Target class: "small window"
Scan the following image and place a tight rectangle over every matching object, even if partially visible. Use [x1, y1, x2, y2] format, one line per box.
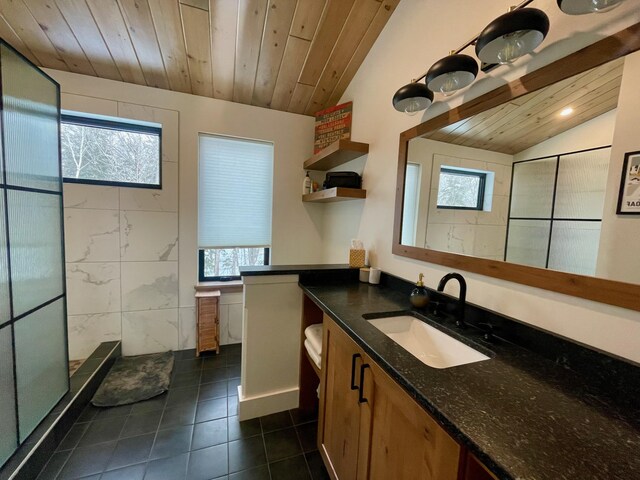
[437, 167, 486, 210]
[199, 247, 270, 281]
[198, 134, 274, 282]
[61, 114, 161, 188]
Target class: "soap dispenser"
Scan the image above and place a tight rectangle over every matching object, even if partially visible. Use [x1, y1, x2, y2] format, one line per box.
[410, 273, 429, 308]
[303, 172, 312, 195]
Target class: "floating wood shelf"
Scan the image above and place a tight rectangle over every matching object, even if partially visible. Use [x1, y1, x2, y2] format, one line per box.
[303, 187, 366, 203]
[304, 139, 369, 171]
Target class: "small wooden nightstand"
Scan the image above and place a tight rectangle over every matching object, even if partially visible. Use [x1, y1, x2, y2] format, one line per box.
[195, 290, 220, 356]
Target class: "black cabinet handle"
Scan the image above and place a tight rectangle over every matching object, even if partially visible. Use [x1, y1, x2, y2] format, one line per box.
[358, 364, 370, 403]
[350, 353, 361, 390]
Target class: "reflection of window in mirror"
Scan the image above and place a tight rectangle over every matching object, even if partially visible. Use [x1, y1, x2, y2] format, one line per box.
[436, 167, 493, 211]
[401, 162, 421, 246]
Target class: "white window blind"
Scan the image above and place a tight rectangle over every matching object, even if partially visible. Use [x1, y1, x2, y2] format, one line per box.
[198, 134, 273, 248]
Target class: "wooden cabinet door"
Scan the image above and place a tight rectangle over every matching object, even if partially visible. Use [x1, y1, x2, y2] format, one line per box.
[319, 316, 366, 480]
[462, 453, 499, 480]
[196, 291, 220, 355]
[364, 360, 461, 480]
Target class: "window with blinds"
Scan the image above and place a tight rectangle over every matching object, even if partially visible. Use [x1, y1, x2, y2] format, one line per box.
[198, 133, 273, 281]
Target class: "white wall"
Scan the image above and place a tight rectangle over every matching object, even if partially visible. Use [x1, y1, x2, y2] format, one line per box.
[324, 0, 640, 362]
[514, 109, 617, 161]
[49, 70, 321, 359]
[597, 50, 640, 283]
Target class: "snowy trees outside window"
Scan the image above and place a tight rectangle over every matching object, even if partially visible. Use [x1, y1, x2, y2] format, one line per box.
[202, 247, 267, 278]
[437, 168, 486, 210]
[61, 116, 160, 186]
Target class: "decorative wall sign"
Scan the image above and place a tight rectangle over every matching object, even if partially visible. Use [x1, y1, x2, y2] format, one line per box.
[617, 150, 640, 214]
[314, 101, 352, 153]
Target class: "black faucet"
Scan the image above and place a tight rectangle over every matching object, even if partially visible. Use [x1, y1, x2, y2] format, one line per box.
[437, 273, 467, 328]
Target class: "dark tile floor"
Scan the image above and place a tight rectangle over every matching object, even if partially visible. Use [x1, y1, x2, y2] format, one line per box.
[37, 345, 329, 480]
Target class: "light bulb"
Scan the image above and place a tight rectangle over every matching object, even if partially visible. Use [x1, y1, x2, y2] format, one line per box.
[439, 73, 462, 97]
[403, 99, 423, 116]
[401, 97, 430, 116]
[591, 0, 624, 12]
[496, 31, 527, 65]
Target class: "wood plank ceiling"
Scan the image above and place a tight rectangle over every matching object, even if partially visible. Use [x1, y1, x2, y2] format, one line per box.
[423, 57, 625, 155]
[0, 0, 400, 116]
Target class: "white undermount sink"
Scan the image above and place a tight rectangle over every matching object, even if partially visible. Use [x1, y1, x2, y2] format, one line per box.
[367, 316, 489, 369]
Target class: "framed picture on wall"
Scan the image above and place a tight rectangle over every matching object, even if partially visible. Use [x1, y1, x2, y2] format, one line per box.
[617, 150, 640, 215]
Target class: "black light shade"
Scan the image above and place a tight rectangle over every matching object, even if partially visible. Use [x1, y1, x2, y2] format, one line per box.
[392, 83, 434, 115]
[426, 54, 478, 96]
[557, 0, 625, 14]
[475, 8, 550, 65]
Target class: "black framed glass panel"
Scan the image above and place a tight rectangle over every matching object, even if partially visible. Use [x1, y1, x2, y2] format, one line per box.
[2, 45, 60, 192]
[14, 299, 67, 441]
[6, 190, 64, 316]
[0, 40, 68, 466]
[0, 325, 17, 466]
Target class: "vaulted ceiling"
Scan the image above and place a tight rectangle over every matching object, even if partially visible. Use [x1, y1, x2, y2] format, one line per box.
[423, 57, 624, 155]
[0, 0, 400, 115]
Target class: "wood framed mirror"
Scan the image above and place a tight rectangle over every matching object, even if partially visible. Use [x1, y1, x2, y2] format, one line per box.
[393, 23, 640, 312]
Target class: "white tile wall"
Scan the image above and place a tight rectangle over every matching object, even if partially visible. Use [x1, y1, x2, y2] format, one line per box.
[66, 263, 121, 315]
[67, 313, 121, 359]
[64, 209, 120, 262]
[120, 210, 178, 261]
[63, 184, 119, 210]
[425, 154, 513, 260]
[120, 262, 179, 311]
[122, 309, 179, 356]
[63, 99, 243, 359]
[119, 162, 178, 212]
[63, 101, 183, 359]
[219, 293, 243, 345]
[178, 306, 196, 350]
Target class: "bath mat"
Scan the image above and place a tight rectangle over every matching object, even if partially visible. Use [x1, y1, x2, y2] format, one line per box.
[92, 351, 174, 407]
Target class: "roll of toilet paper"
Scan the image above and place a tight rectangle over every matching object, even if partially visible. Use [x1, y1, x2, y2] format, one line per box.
[359, 267, 370, 282]
[369, 267, 381, 284]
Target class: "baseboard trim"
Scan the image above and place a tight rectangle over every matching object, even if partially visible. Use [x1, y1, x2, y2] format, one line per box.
[237, 385, 299, 421]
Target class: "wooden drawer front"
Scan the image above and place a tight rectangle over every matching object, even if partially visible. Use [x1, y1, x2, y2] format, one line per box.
[199, 325, 218, 351]
[197, 295, 219, 354]
[366, 360, 460, 480]
[198, 298, 218, 327]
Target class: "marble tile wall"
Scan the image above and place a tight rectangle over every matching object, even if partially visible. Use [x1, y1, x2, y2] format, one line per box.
[219, 293, 243, 345]
[64, 101, 181, 359]
[63, 97, 243, 359]
[425, 155, 512, 261]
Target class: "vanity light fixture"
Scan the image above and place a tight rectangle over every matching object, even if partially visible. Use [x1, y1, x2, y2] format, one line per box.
[392, 1, 551, 115]
[475, 7, 550, 65]
[392, 82, 434, 115]
[426, 52, 479, 97]
[557, 0, 626, 14]
[560, 107, 574, 116]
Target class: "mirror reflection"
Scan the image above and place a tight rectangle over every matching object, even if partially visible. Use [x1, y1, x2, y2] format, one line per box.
[401, 56, 636, 283]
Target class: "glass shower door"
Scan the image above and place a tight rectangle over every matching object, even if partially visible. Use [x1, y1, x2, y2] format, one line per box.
[0, 41, 68, 465]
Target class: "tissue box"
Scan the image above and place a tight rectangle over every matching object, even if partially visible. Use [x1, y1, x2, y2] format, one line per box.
[349, 249, 366, 268]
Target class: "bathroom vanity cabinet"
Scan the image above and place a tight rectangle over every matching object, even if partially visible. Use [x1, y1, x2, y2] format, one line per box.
[319, 315, 463, 480]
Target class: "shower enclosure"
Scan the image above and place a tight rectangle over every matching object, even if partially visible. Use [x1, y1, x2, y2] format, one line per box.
[505, 146, 611, 276]
[0, 41, 68, 467]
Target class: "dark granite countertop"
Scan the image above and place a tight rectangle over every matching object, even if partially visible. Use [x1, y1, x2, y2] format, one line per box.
[240, 264, 352, 276]
[300, 281, 640, 480]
